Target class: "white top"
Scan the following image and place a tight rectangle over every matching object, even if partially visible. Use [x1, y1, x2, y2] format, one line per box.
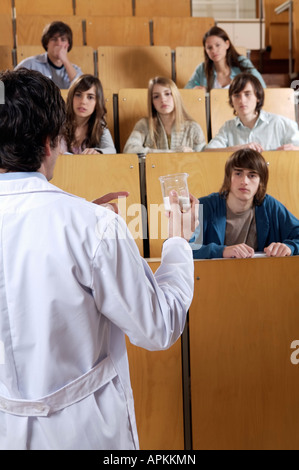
[206, 110, 299, 150]
[0, 172, 194, 450]
[60, 129, 116, 155]
[213, 77, 230, 89]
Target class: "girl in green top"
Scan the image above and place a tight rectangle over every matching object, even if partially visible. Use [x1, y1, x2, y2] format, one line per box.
[185, 26, 266, 92]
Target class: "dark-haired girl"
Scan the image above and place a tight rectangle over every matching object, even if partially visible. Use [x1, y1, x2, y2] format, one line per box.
[185, 26, 266, 91]
[60, 74, 116, 154]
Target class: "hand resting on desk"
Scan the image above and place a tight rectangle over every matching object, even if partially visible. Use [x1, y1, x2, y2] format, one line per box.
[223, 242, 292, 258]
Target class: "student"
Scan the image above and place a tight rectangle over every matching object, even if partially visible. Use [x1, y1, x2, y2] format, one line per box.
[185, 26, 266, 91]
[60, 74, 116, 155]
[123, 76, 206, 154]
[15, 21, 82, 89]
[205, 72, 299, 151]
[190, 149, 299, 259]
[0, 68, 198, 450]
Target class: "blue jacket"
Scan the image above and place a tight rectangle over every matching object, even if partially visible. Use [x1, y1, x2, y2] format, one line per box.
[190, 193, 299, 259]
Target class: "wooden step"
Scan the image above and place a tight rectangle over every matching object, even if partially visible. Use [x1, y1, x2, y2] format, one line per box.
[249, 50, 291, 87]
[262, 73, 290, 88]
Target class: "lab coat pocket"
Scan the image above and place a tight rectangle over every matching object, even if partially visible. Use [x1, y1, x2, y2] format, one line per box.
[91, 375, 137, 449]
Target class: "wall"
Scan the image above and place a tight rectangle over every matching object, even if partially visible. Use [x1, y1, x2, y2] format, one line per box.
[192, 0, 256, 19]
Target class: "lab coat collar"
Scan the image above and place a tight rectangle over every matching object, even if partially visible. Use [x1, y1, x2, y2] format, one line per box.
[0, 172, 46, 181]
[0, 172, 76, 198]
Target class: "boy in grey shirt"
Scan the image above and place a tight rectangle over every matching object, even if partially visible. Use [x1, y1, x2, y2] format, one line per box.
[15, 21, 82, 89]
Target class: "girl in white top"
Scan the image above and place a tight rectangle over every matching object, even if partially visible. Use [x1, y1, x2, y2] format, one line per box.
[123, 76, 206, 154]
[60, 74, 116, 155]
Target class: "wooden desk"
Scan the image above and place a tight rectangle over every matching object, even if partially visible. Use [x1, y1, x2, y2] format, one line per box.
[189, 256, 299, 450]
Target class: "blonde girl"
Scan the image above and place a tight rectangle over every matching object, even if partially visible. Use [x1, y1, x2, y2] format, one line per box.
[123, 76, 206, 154]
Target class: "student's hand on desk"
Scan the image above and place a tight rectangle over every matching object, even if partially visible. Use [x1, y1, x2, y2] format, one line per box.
[264, 242, 291, 257]
[181, 146, 193, 153]
[193, 85, 206, 91]
[223, 244, 254, 258]
[82, 148, 101, 154]
[167, 191, 199, 240]
[277, 144, 299, 151]
[92, 191, 129, 214]
[244, 142, 264, 153]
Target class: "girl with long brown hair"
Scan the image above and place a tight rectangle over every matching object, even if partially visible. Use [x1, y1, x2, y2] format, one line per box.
[61, 74, 116, 154]
[185, 26, 266, 92]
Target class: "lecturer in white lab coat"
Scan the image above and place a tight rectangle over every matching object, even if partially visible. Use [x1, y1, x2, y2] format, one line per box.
[0, 69, 199, 450]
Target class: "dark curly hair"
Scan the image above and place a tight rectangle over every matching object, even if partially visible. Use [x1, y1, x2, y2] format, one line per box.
[0, 68, 66, 172]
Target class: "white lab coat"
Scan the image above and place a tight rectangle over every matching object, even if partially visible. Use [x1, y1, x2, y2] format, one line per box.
[0, 173, 194, 450]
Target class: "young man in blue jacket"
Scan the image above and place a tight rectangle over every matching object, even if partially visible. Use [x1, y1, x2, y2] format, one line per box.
[190, 148, 299, 259]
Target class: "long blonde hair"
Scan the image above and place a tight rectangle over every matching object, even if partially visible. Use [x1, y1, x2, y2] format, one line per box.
[147, 77, 194, 148]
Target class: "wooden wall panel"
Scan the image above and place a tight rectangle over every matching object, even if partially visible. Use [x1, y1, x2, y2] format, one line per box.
[14, 0, 74, 15]
[0, 0, 12, 15]
[135, 0, 191, 17]
[264, 0, 290, 59]
[75, 0, 133, 16]
[0, 15, 14, 46]
[16, 15, 84, 46]
[152, 17, 214, 49]
[0, 45, 13, 69]
[97, 46, 172, 94]
[85, 17, 151, 48]
[51, 154, 143, 256]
